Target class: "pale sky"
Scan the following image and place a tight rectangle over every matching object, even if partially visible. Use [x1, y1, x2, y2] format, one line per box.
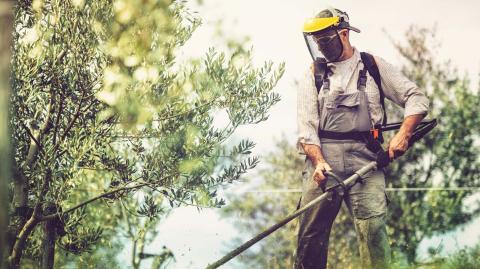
[122, 1, 480, 268]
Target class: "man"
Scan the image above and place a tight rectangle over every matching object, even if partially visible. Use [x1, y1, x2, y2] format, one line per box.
[294, 8, 430, 269]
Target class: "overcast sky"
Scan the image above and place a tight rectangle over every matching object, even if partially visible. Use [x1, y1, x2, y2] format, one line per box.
[127, 1, 480, 268]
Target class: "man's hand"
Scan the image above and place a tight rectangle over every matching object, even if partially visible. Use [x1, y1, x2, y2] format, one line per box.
[388, 131, 410, 160]
[300, 143, 332, 185]
[312, 162, 332, 185]
[388, 114, 425, 160]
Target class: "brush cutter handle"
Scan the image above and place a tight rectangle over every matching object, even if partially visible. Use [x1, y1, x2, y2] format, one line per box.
[374, 119, 437, 168]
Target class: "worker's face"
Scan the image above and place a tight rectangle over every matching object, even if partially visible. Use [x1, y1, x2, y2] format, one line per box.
[312, 29, 348, 62]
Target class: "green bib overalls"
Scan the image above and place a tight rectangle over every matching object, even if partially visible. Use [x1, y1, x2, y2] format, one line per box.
[294, 63, 392, 269]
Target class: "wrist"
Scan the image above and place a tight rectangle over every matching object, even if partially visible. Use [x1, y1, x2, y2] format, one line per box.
[398, 128, 412, 140]
[313, 158, 326, 167]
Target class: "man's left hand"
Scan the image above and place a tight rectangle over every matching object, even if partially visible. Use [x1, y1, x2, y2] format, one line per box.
[388, 131, 410, 160]
[387, 114, 426, 161]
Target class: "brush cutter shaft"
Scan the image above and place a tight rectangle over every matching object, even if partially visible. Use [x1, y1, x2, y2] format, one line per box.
[205, 161, 377, 269]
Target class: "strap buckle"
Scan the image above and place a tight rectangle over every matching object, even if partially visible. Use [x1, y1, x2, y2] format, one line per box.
[358, 68, 368, 88]
[370, 128, 379, 140]
[369, 125, 385, 144]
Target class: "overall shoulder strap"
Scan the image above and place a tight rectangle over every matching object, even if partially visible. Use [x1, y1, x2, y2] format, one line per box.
[360, 52, 387, 126]
[312, 59, 328, 94]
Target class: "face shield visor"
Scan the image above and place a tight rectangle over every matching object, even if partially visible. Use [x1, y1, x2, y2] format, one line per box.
[303, 28, 346, 63]
[302, 15, 360, 63]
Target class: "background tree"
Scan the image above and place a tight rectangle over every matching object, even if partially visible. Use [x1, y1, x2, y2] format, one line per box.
[1, 1, 15, 268]
[220, 26, 480, 268]
[384, 25, 480, 264]
[7, 0, 284, 268]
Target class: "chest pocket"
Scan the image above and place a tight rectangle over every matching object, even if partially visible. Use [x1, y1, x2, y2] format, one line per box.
[317, 86, 362, 115]
[318, 90, 371, 132]
[316, 68, 384, 126]
[326, 92, 360, 109]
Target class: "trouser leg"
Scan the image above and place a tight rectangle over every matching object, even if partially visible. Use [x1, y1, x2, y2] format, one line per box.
[353, 213, 391, 269]
[343, 164, 392, 269]
[293, 143, 346, 269]
[293, 189, 343, 269]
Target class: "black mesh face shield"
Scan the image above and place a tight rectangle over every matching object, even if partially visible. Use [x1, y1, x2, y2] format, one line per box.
[302, 9, 360, 62]
[303, 28, 345, 63]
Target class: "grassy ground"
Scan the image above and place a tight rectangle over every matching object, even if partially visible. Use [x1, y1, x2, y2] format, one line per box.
[388, 244, 480, 269]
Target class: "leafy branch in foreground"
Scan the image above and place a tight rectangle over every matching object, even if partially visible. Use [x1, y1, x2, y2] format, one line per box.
[7, 0, 284, 268]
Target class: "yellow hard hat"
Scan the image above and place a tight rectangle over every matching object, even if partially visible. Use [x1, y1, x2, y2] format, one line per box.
[302, 8, 360, 34]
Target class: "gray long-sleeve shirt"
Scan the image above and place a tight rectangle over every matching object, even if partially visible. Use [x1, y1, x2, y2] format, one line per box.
[296, 47, 430, 154]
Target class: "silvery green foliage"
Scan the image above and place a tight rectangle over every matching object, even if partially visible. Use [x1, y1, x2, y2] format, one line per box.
[383, 26, 480, 264]
[8, 0, 284, 266]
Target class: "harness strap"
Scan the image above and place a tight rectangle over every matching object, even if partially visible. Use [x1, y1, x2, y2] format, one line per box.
[319, 119, 437, 145]
[313, 60, 328, 92]
[318, 130, 371, 141]
[357, 67, 368, 89]
[360, 52, 388, 127]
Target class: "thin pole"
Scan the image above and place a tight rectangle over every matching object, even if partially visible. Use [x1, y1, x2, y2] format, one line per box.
[205, 162, 377, 269]
[240, 187, 480, 193]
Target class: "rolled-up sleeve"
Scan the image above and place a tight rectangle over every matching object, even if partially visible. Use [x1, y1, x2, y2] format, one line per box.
[374, 55, 430, 118]
[296, 67, 321, 154]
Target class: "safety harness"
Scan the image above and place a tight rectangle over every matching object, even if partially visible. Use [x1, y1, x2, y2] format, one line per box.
[313, 52, 388, 139]
[312, 52, 437, 168]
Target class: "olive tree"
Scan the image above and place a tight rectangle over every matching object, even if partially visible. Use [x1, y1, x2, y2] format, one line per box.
[7, 0, 284, 268]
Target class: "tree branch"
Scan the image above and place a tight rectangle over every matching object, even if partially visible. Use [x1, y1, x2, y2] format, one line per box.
[57, 87, 86, 145]
[20, 121, 43, 154]
[113, 96, 220, 125]
[52, 93, 65, 145]
[24, 91, 55, 167]
[7, 203, 42, 269]
[39, 180, 160, 222]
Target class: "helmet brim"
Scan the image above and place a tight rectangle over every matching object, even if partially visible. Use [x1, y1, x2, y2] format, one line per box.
[345, 25, 361, 33]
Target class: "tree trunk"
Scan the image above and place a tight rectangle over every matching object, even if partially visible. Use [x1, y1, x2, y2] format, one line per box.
[0, 1, 15, 268]
[40, 219, 56, 269]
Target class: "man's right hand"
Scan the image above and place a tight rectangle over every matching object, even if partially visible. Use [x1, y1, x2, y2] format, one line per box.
[300, 143, 332, 185]
[312, 161, 332, 185]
